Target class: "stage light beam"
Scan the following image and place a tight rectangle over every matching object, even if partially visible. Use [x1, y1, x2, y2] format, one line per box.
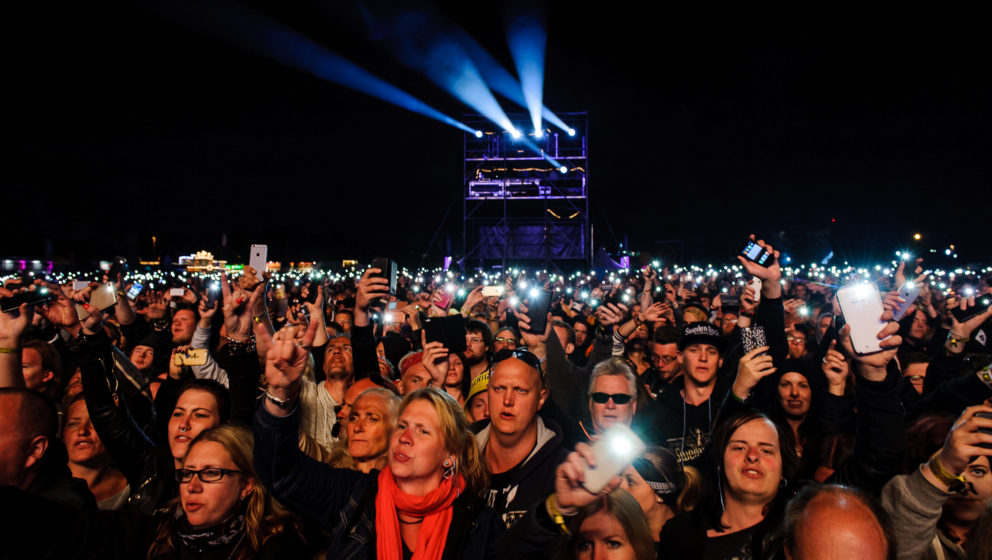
[506, 10, 547, 139]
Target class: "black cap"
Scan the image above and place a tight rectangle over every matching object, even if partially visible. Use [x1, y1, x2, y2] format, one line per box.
[678, 322, 727, 352]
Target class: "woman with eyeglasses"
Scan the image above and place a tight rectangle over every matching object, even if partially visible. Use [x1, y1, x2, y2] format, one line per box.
[256, 337, 538, 559]
[0, 424, 307, 558]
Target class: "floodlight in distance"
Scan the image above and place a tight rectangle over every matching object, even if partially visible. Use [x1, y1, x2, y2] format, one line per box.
[510, 129, 522, 139]
[475, 130, 483, 138]
[534, 129, 543, 138]
[559, 166, 567, 173]
[567, 128, 576, 136]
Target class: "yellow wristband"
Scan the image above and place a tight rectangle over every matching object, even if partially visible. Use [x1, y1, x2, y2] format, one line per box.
[0, 347, 17, 354]
[545, 495, 571, 536]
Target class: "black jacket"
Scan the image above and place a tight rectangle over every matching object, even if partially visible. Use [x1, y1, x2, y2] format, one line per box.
[254, 404, 519, 560]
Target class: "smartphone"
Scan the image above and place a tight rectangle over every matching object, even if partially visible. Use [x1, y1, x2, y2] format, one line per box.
[126, 282, 143, 300]
[383, 310, 406, 324]
[582, 424, 645, 494]
[76, 283, 119, 320]
[891, 281, 921, 321]
[749, 277, 762, 303]
[836, 283, 887, 355]
[205, 282, 221, 308]
[303, 281, 320, 304]
[740, 326, 768, 355]
[370, 258, 398, 296]
[72, 280, 90, 292]
[975, 410, 992, 450]
[424, 315, 468, 353]
[169, 288, 185, 298]
[249, 244, 268, 274]
[108, 256, 127, 282]
[525, 288, 553, 333]
[173, 348, 209, 366]
[721, 294, 741, 308]
[0, 287, 53, 313]
[951, 291, 992, 323]
[482, 286, 504, 298]
[433, 288, 455, 311]
[737, 239, 773, 267]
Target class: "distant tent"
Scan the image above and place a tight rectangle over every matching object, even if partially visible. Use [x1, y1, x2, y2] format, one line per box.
[593, 248, 622, 270]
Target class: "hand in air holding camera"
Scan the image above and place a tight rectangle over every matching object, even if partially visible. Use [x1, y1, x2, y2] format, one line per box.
[737, 234, 782, 300]
[420, 333, 449, 388]
[925, 405, 992, 487]
[168, 345, 191, 381]
[461, 286, 485, 316]
[552, 442, 624, 517]
[732, 346, 776, 401]
[516, 304, 551, 358]
[894, 258, 925, 289]
[945, 295, 992, 354]
[220, 271, 263, 343]
[836, 310, 901, 382]
[0, 286, 35, 347]
[198, 295, 218, 329]
[740, 284, 759, 315]
[821, 340, 850, 396]
[356, 269, 390, 313]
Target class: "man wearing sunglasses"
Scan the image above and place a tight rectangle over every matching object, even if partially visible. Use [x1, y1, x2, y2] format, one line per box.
[587, 358, 638, 434]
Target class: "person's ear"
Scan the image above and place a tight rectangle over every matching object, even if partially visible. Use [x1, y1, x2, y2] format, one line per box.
[677, 352, 684, 367]
[23, 436, 49, 471]
[240, 478, 256, 501]
[718, 357, 724, 369]
[565, 342, 575, 355]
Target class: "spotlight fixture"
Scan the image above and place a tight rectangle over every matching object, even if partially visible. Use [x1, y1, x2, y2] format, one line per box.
[474, 130, 483, 138]
[567, 128, 576, 136]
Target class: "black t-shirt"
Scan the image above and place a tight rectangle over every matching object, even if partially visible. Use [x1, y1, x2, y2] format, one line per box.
[705, 524, 758, 560]
[665, 398, 715, 466]
[485, 460, 526, 515]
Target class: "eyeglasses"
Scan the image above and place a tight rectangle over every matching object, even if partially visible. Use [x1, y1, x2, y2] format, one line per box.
[649, 354, 678, 364]
[175, 468, 244, 483]
[590, 392, 633, 405]
[494, 336, 517, 346]
[492, 348, 543, 375]
[786, 337, 806, 346]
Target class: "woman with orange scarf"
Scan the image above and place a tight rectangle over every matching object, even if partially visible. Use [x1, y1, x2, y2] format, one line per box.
[255, 337, 521, 559]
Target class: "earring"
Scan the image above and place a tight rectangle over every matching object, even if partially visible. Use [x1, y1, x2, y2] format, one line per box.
[780, 478, 787, 489]
[443, 458, 455, 479]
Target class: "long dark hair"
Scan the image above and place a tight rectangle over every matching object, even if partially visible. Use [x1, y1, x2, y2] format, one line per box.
[703, 408, 801, 533]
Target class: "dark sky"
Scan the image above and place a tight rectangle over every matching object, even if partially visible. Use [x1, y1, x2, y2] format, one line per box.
[3, 1, 988, 267]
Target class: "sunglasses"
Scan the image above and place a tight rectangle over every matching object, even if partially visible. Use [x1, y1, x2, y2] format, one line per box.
[492, 348, 543, 375]
[590, 392, 633, 405]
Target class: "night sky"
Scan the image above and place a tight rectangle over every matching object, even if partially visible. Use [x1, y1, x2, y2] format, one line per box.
[4, 1, 988, 268]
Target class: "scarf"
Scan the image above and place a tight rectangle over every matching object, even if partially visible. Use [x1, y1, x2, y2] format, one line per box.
[375, 466, 465, 560]
[175, 508, 247, 554]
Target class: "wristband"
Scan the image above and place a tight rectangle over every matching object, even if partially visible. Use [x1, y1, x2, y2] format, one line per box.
[0, 347, 17, 354]
[545, 495, 572, 535]
[264, 391, 298, 410]
[927, 452, 967, 493]
[739, 310, 754, 318]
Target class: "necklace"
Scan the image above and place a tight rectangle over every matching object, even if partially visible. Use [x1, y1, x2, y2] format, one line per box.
[398, 517, 423, 525]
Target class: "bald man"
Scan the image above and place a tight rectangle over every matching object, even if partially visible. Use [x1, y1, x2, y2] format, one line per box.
[783, 484, 893, 560]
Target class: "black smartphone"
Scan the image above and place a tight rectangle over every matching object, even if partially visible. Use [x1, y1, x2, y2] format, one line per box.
[1, 287, 53, 313]
[737, 239, 773, 267]
[951, 291, 992, 323]
[371, 258, 397, 295]
[205, 282, 222, 308]
[303, 280, 320, 304]
[525, 288, 553, 334]
[424, 315, 468, 353]
[975, 410, 992, 450]
[108, 256, 127, 282]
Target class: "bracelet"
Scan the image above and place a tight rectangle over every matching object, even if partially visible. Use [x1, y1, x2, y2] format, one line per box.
[0, 347, 17, 354]
[225, 334, 257, 353]
[545, 495, 571, 535]
[264, 391, 298, 410]
[739, 310, 754, 318]
[927, 452, 967, 493]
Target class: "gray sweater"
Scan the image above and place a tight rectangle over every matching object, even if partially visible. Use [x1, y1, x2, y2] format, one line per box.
[881, 468, 965, 560]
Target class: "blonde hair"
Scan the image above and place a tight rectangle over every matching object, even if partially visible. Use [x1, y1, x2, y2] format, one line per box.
[399, 388, 488, 496]
[148, 424, 303, 559]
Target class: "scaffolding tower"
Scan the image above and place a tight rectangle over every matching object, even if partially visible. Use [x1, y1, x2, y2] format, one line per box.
[462, 112, 589, 270]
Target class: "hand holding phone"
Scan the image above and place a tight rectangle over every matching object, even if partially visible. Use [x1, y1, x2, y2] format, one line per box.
[836, 283, 887, 355]
[581, 424, 645, 494]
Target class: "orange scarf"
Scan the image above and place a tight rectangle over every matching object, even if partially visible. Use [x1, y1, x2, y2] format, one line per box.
[375, 466, 465, 560]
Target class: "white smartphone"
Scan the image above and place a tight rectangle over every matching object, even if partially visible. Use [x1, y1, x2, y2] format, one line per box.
[836, 282, 887, 354]
[748, 277, 762, 303]
[482, 286, 504, 297]
[582, 424, 645, 494]
[891, 281, 921, 321]
[72, 280, 89, 291]
[249, 244, 268, 274]
[169, 288, 185, 298]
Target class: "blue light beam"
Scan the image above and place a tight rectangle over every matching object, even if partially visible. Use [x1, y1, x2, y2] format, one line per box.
[505, 11, 547, 137]
[147, 0, 475, 134]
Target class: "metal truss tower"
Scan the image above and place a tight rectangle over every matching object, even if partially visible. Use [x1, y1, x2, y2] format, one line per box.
[462, 112, 589, 270]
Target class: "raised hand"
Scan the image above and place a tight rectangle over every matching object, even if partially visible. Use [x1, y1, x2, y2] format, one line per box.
[264, 337, 309, 403]
[736, 234, 782, 299]
[820, 340, 850, 396]
[552, 441, 623, 516]
[596, 303, 629, 329]
[732, 346, 776, 400]
[420, 334, 450, 388]
[836, 311, 901, 381]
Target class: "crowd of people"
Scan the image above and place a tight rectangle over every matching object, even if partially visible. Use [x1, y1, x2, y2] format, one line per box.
[1, 234, 991, 559]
